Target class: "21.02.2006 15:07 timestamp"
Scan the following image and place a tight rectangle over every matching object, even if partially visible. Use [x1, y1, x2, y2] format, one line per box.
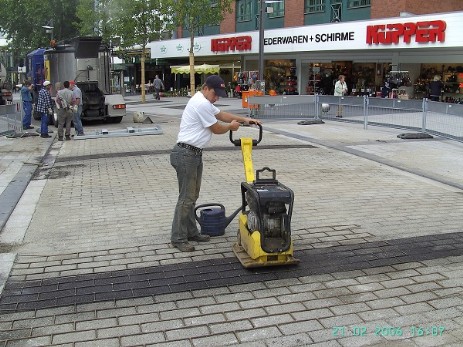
[332, 325, 446, 338]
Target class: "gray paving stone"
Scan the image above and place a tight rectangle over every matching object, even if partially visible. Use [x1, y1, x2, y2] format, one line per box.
[358, 308, 401, 321]
[141, 319, 184, 333]
[183, 313, 225, 327]
[75, 338, 120, 347]
[32, 322, 74, 335]
[200, 302, 241, 315]
[265, 332, 314, 346]
[97, 307, 137, 319]
[120, 332, 165, 346]
[225, 307, 267, 321]
[165, 325, 210, 340]
[3, 336, 52, 347]
[330, 302, 370, 316]
[160, 307, 202, 321]
[235, 326, 282, 342]
[320, 313, 364, 329]
[97, 324, 141, 339]
[52, 330, 97, 344]
[365, 297, 407, 310]
[191, 332, 239, 346]
[209, 320, 253, 335]
[214, 292, 254, 304]
[338, 292, 379, 304]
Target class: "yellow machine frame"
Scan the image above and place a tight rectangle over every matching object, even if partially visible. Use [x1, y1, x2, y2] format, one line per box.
[232, 132, 299, 268]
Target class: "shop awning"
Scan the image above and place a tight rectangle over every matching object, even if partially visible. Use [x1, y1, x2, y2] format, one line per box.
[170, 64, 220, 75]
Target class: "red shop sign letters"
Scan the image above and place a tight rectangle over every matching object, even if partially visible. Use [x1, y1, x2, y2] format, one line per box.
[211, 36, 252, 53]
[366, 20, 446, 45]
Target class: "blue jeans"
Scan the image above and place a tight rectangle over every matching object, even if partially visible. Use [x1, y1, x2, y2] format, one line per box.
[73, 105, 84, 135]
[170, 145, 203, 243]
[22, 101, 32, 127]
[40, 112, 49, 135]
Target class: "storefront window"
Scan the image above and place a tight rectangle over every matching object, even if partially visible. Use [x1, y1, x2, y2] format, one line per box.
[266, 60, 297, 95]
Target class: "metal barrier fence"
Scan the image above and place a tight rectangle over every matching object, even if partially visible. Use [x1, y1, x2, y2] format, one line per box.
[248, 95, 463, 142]
[0, 103, 23, 136]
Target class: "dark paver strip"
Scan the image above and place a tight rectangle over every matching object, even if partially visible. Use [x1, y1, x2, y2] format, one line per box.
[53, 144, 317, 163]
[0, 232, 462, 312]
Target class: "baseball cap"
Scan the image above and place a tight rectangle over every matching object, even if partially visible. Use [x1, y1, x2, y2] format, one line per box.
[69, 80, 75, 85]
[205, 75, 227, 97]
[43, 80, 51, 87]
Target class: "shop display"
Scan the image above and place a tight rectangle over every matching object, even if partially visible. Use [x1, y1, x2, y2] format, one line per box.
[417, 64, 463, 102]
[265, 60, 298, 95]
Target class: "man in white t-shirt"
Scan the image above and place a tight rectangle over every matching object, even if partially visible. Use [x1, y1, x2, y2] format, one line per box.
[170, 75, 261, 252]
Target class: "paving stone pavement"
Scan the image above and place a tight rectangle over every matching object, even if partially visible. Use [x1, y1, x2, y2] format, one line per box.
[0, 95, 462, 346]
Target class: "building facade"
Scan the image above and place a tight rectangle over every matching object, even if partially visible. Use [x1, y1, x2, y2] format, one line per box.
[151, 0, 463, 100]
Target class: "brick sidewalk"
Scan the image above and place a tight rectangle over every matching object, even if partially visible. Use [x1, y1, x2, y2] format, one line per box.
[0, 98, 462, 346]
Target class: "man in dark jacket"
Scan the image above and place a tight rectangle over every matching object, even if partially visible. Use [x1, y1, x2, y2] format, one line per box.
[429, 75, 444, 102]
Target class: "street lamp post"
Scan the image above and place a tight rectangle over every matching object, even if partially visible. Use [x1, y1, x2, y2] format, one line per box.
[258, 1, 282, 87]
[42, 20, 54, 46]
[258, 0, 265, 82]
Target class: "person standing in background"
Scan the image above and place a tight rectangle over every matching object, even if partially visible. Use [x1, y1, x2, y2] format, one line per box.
[36, 81, 54, 138]
[334, 74, 348, 118]
[55, 81, 74, 141]
[70, 81, 84, 136]
[21, 80, 34, 129]
[153, 75, 164, 100]
[428, 75, 444, 102]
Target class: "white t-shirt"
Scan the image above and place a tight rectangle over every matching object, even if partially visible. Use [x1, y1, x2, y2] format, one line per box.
[177, 91, 219, 148]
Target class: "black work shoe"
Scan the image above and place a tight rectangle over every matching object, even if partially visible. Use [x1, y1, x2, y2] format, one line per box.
[188, 234, 211, 242]
[65, 136, 71, 140]
[23, 125, 34, 130]
[172, 242, 195, 252]
[336, 115, 343, 118]
[41, 134, 52, 138]
[58, 137, 64, 141]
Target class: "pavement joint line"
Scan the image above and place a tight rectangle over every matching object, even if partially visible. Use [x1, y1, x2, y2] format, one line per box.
[265, 126, 463, 192]
[52, 144, 318, 164]
[0, 231, 462, 312]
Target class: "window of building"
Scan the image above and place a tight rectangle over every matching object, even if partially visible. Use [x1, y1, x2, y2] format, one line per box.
[305, 0, 325, 14]
[347, 0, 371, 8]
[267, 1, 285, 18]
[236, 0, 253, 22]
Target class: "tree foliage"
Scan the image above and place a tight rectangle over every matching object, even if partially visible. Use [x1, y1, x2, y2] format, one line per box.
[0, 0, 80, 59]
[165, 0, 233, 94]
[108, 0, 166, 102]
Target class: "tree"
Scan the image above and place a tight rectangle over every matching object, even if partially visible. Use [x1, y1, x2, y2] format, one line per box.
[110, 0, 166, 103]
[0, 0, 80, 61]
[76, 0, 113, 44]
[165, 0, 233, 95]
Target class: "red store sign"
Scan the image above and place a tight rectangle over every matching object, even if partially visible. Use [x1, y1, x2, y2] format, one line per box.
[366, 20, 446, 45]
[211, 36, 252, 53]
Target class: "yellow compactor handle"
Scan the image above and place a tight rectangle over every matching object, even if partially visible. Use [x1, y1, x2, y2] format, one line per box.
[241, 138, 255, 183]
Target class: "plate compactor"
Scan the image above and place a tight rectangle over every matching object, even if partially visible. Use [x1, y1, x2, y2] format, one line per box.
[230, 124, 299, 268]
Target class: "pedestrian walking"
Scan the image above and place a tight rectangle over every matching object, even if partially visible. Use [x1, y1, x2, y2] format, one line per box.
[170, 75, 261, 252]
[153, 75, 164, 100]
[36, 81, 54, 138]
[69, 80, 84, 136]
[55, 81, 74, 141]
[20, 80, 34, 129]
[334, 74, 348, 117]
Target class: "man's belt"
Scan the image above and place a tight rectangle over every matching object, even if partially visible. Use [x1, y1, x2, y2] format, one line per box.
[177, 142, 203, 154]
